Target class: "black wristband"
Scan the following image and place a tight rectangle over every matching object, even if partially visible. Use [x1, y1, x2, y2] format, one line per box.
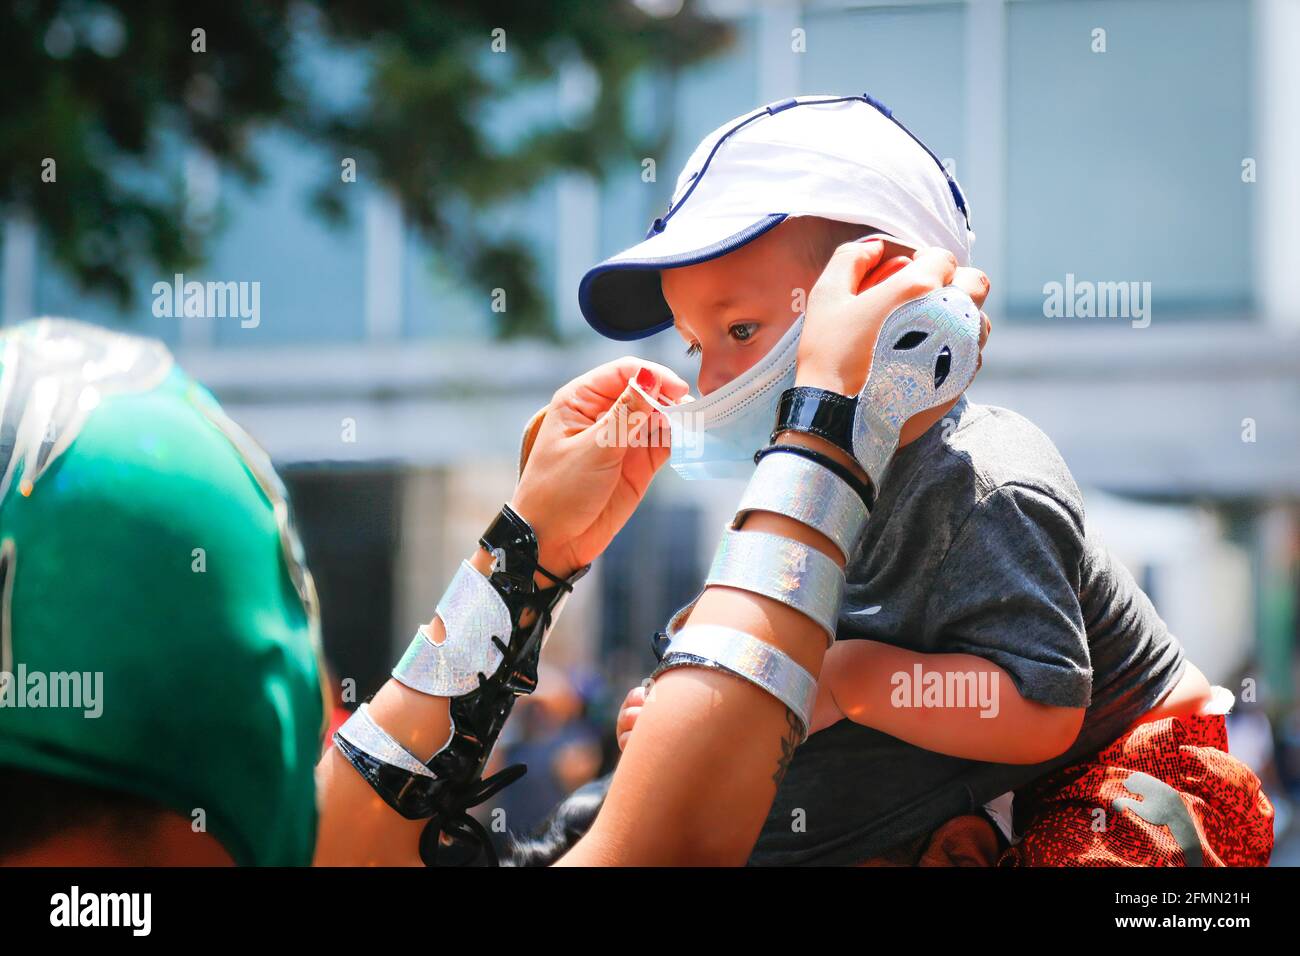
[771, 386, 857, 458]
[753, 442, 875, 512]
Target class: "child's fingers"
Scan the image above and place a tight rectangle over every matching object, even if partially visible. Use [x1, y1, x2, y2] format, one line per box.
[616, 705, 642, 743]
[820, 239, 886, 295]
[858, 255, 913, 293]
[870, 246, 958, 304]
[952, 266, 990, 309]
[977, 311, 991, 372]
[615, 685, 647, 738]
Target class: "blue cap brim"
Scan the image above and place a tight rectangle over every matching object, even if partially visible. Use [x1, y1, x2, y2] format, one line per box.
[578, 214, 788, 341]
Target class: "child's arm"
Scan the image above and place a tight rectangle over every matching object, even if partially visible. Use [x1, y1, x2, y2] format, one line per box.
[818, 639, 1085, 764]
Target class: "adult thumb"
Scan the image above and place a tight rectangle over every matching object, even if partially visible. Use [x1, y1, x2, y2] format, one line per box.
[593, 367, 664, 452]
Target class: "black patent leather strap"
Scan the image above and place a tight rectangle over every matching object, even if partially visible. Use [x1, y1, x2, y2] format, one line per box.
[332, 731, 444, 820]
[335, 517, 588, 865]
[771, 386, 857, 458]
[479, 502, 571, 594]
[417, 563, 586, 866]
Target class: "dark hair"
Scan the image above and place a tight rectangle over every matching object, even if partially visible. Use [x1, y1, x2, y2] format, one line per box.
[502, 773, 613, 867]
[0, 765, 165, 860]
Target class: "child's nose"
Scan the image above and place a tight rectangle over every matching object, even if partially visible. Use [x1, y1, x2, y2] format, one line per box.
[696, 359, 730, 397]
[698, 347, 750, 396]
[698, 349, 761, 397]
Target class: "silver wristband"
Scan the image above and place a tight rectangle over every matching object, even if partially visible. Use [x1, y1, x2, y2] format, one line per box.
[392, 559, 512, 697]
[334, 702, 451, 776]
[706, 527, 845, 646]
[654, 624, 818, 742]
[734, 451, 869, 564]
[852, 287, 982, 488]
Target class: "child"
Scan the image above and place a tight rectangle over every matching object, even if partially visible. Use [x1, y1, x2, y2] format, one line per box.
[588, 95, 1273, 866]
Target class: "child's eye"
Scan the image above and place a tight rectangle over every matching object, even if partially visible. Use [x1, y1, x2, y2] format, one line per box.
[685, 341, 701, 358]
[729, 323, 759, 342]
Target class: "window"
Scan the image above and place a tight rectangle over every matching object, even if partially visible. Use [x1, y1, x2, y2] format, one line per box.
[1005, 0, 1252, 319]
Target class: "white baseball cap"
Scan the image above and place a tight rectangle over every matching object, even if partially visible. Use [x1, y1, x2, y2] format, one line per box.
[579, 93, 974, 340]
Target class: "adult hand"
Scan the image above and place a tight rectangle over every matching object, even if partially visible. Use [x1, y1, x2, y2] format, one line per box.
[510, 357, 690, 577]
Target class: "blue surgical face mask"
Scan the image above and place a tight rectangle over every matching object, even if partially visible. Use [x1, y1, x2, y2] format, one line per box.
[634, 315, 803, 480]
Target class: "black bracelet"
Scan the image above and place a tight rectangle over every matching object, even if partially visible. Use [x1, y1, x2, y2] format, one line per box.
[753, 442, 875, 512]
[771, 386, 857, 458]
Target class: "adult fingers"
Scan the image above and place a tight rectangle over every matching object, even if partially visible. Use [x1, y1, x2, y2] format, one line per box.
[563, 357, 690, 406]
[593, 374, 663, 450]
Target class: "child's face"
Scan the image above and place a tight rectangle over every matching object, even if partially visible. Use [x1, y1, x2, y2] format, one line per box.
[660, 225, 819, 396]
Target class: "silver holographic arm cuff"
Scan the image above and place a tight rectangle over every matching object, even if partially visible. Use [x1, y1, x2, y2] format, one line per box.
[653, 624, 818, 742]
[733, 451, 868, 564]
[334, 702, 451, 776]
[392, 559, 513, 697]
[852, 287, 982, 488]
[706, 527, 845, 646]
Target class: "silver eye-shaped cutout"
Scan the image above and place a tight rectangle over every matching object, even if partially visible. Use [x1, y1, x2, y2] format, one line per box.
[893, 330, 929, 350]
[933, 347, 952, 388]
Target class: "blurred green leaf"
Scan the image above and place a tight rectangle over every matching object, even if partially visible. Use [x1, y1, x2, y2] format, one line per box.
[0, 0, 728, 336]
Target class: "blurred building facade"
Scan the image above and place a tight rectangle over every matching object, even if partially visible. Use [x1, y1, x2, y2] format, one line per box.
[2, 0, 1298, 727]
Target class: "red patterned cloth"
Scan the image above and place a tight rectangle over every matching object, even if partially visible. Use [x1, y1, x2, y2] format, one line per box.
[1000, 712, 1273, 867]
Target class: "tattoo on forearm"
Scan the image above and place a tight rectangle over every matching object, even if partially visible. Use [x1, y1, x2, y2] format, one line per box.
[772, 707, 800, 790]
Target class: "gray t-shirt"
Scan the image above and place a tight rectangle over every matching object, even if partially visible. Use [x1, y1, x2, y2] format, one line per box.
[747, 398, 1186, 865]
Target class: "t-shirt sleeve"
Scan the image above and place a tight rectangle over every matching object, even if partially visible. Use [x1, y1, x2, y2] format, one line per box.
[923, 484, 1092, 709]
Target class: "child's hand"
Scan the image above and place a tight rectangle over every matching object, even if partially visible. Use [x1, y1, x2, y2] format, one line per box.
[613, 664, 853, 744]
[615, 682, 649, 751]
[797, 240, 990, 397]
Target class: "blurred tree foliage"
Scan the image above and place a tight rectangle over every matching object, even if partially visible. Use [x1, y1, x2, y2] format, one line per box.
[0, 1, 728, 337]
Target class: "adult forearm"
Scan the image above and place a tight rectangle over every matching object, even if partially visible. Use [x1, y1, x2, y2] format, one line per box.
[560, 442, 854, 866]
[314, 527, 587, 867]
[314, 549, 496, 866]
